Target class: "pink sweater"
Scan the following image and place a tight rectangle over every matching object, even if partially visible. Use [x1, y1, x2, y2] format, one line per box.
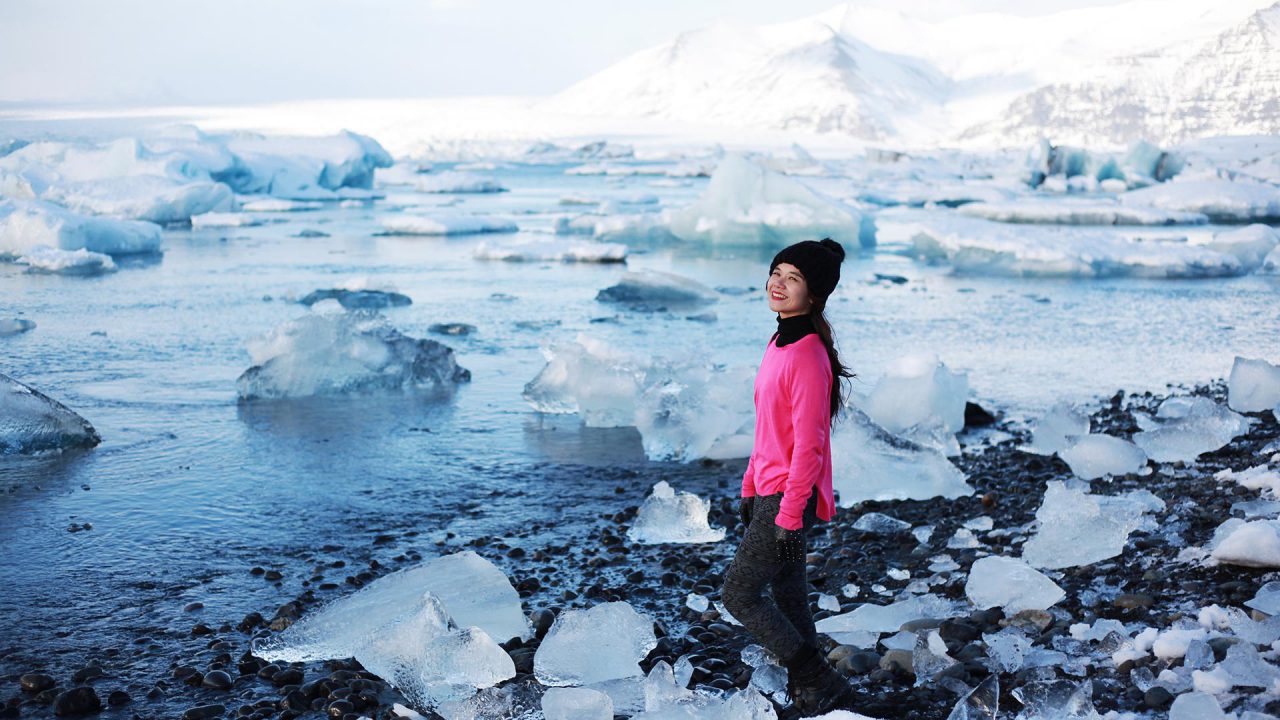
[741, 333, 836, 530]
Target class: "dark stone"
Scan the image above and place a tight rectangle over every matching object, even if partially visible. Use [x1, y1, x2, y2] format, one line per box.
[181, 704, 226, 720]
[280, 690, 309, 713]
[202, 670, 233, 691]
[52, 687, 101, 716]
[1114, 593, 1154, 610]
[327, 700, 354, 718]
[184, 602, 205, 612]
[272, 668, 304, 687]
[964, 402, 997, 427]
[532, 609, 556, 640]
[1144, 686, 1174, 709]
[106, 690, 130, 706]
[70, 666, 104, 683]
[20, 673, 56, 693]
[939, 619, 980, 644]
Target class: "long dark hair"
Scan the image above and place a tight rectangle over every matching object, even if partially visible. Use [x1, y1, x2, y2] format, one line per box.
[809, 296, 854, 423]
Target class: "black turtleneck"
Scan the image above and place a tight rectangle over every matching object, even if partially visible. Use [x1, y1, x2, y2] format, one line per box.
[772, 313, 816, 347]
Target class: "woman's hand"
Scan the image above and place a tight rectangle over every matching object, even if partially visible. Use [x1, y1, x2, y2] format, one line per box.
[739, 497, 754, 527]
[774, 524, 806, 564]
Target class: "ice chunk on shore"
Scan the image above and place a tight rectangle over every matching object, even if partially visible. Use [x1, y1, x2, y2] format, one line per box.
[984, 629, 1032, 673]
[1217, 463, 1280, 496]
[627, 481, 725, 545]
[474, 238, 626, 263]
[965, 556, 1064, 613]
[1169, 692, 1228, 720]
[685, 594, 709, 613]
[946, 674, 998, 720]
[0, 373, 102, 454]
[1022, 482, 1164, 569]
[416, 171, 506, 194]
[381, 214, 518, 236]
[237, 312, 471, 400]
[816, 594, 959, 637]
[1230, 356, 1280, 413]
[860, 354, 968, 445]
[534, 602, 657, 686]
[1247, 581, 1280, 616]
[16, 245, 116, 275]
[635, 362, 754, 462]
[831, 407, 973, 505]
[1210, 519, 1280, 568]
[0, 198, 162, 257]
[632, 661, 778, 720]
[1205, 224, 1280, 271]
[1121, 178, 1280, 222]
[958, 199, 1206, 226]
[913, 630, 958, 685]
[523, 337, 642, 427]
[1218, 642, 1280, 690]
[1132, 396, 1250, 463]
[853, 512, 912, 534]
[1011, 680, 1100, 720]
[1021, 403, 1090, 455]
[1059, 434, 1148, 480]
[1151, 627, 1208, 660]
[595, 270, 718, 311]
[668, 153, 867, 247]
[541, 687, 613, 720]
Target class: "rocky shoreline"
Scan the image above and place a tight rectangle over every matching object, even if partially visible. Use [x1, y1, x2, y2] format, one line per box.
[3, 381, 1278, 720]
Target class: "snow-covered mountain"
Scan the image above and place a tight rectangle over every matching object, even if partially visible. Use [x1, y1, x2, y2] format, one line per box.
[542, 1, 1280, 148]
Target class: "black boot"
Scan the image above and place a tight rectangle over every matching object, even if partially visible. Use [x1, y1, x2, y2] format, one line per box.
[785, 645, 855, 717]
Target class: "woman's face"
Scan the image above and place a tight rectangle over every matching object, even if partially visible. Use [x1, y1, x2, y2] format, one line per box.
[767, 262, 811, 318]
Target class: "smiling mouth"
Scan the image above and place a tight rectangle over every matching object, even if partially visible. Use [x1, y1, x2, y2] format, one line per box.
[770, 292, 786, 300]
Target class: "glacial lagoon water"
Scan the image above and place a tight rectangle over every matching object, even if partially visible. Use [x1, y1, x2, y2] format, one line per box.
[2, 160, 1278, 711]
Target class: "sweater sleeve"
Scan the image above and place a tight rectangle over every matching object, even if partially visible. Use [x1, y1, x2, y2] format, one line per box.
[775, 348, 832, 530]
[741, 454, 757, 497]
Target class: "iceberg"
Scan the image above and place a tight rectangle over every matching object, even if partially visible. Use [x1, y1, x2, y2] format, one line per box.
[523, 337, 643, 427]
[859, 354, 968, 447]
[1058, 434, 1148, 480]
[965, 556, 1064, 614]
[380, 214, 518, 236]
[830, 407, 973, 505]
[667, 153, 868, 248]
[236, 312, 471, 400]
[238, 197, 323, 212]
[218, 130, 392, 198]
[190, 211, 261, 228]
[0, 198, 162, 257]
[541, 687, 613, 720]
[416, 171, 506, 194]
[1209, 519, 1280, 568]
[16, 245, 116, 275]
[1120, 178, 1280, 222]
[626, 481, 726, 545]
[595, 270, 718, 311]
[474, 238, 626, 263]
[1021, 403, 1091, 456]
[1021, 482, 1165, 569]
[958, 199, 1206, 226]
[534, 602, 658, 687]
[1131, 396, 1250, 463]
[0, 372, 102, 455]
[43, 175, 235, 223]
[1229, 356, 1280, 413]
[879, 210, 1242, 279]
[1204, 224, 1279, 271]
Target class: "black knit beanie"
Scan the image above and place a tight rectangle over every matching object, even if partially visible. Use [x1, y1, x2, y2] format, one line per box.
[769, 238, 845, 300]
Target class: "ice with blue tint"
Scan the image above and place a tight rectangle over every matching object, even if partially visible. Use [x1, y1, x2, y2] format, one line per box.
[415, 171, 506, 194]
[534, 602, 657, 687]
[1011, 680, 1100, 720]
[473, 238, 627, 263]
[0, 372, 101, 455]
[190, 211, 261, 228]
[541, 687, 613, 720]
[830, 407, 973, 505]
[1169, 692, 1228, 720]
[946, 674, 999, 720]
[219, 130, 392, 199]
[852, 512, 912, 534]
[1209, 518, 1280, 568]
[1205, 224, 1280, 271]
[380, 214, 518, 235]
[858, 353, 968, 453]
[1132, 396, 1250, 463]
[958, 199, 1206, 226]
[524, 336, 643, 427]
[965, 556, 1064, 613]
[236, 312, 471, 400]
[0, 198, 162, 257]
[667, 153, 867, 248]
[984, 629, 1033, 673]
[1120, 178, 1280, 222]
[16, 246, 116, 275]
[913, 630, 959, 685]
[1059, 434, 1148, 480]
[595, 270, 719, 311]
[816, 594, 961, 638]
[1229, 356, 1280, 413]
[1022, 482, 1165, 569]
[627, 481, 726, 545]
[630, 660, 778, 720]
[1021, 403, 1091, 456]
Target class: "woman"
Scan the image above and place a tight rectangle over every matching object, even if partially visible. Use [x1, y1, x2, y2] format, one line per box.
[721, 238, 855, 717]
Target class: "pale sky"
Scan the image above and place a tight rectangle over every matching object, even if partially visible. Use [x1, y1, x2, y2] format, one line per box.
[0, 0, 1137, 106]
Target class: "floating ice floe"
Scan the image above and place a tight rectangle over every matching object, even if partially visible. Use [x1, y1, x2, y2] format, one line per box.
[380, 214, 518, 236]
[830, 407, 973, 505]
[0, 198, 162, 257]
[858, 353, 968, 454]
[416, 171, 506, 194]
[596, 270, 719, 311]
[1025, 139, 1183, 189]
[667, 153, 870, 248]
[541, 687, 613, 720]
[1132, 396, 1250, 463]
[1058, 434, 1148, 480]
[297, 288, 413, 310]
[1021, 481, 1165, 569]
[965, 556, 1065, 614]
[473, 238, 627, 263]
[815, 594, 960, 646]
[219, 130, 392, 199]
[236, 312, 471, 400]
[523, 336, 642, 427]
[957, 199, 1207, 225]
[1204, 224, 1280, 271]
[1020, 402, 1091, 455]
[879, 210, 1243, 278]
[16, 245, 116, 275]
[255, 551, 526, 708]
[1208, 518, 1280, 568]
[238, 197, 324, 212]
[0, 318, 36, 336]
[555, 212, 677, 243]
[1120, 178, 1280, 222]
[190, 211, 262, 228]
[1229, 356, 1280, 413]
[534, 602, 657, 687]
[0, 373, 102, 455]
[627, 481, 726, 545]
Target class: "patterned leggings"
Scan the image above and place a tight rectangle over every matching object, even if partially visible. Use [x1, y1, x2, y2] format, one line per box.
[720, 492, 819, 664]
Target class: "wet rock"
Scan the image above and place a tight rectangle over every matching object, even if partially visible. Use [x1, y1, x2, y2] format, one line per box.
[70, 666, 104, 683]
[1144, 686, 1174, 709]
[532, 608, 556, 640]
[201, 670, 233, 690]
[52, 687, 101, 716]
[880, 649, 913, 675]
[280, 690, 309, 713]
[106, 690, 130, 706]
[1114, 593, 1154, 610]
[272, 668, 304, 687]
[965, 402, 997, 427]
[181, 704, 225, 720]
[326, 699, 354, 718]
[184, 602, 204, 612]
[20, 673, 55, 693]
